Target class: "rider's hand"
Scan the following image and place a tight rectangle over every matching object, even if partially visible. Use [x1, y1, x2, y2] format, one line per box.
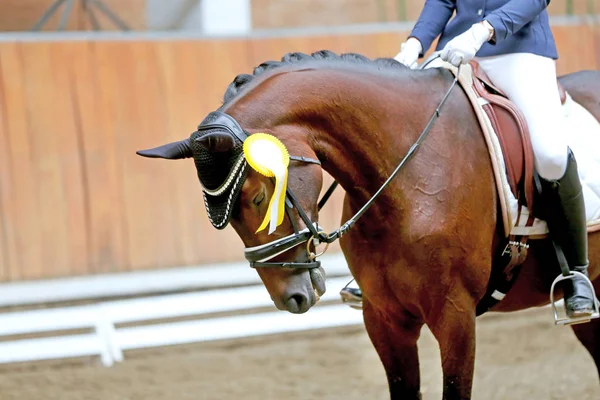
[394, 37, 422, 69]
[440, 22, 492, 67]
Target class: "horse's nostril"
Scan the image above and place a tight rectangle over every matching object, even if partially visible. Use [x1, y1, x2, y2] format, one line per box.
[286, 293, 308, 314]
[291, 293, 306, 307]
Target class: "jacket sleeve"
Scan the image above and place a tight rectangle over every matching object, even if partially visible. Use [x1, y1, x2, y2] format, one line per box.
[409, 0, 456, 56]
[485, 0, 551, 43]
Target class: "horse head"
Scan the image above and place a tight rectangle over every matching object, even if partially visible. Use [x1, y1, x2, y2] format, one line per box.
[137, 109, 327, 314]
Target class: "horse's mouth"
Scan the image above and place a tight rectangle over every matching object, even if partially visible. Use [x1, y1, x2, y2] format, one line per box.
[310, 266, 327, 301]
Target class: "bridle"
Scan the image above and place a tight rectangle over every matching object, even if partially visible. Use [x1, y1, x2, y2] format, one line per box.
[233, 61, 462, 270]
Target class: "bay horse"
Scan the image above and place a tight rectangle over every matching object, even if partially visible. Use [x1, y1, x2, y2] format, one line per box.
[137, 51, 600, 399]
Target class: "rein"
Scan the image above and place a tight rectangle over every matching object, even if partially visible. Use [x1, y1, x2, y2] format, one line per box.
[244, 61, 462, 269]
[317, 63, 463, 243]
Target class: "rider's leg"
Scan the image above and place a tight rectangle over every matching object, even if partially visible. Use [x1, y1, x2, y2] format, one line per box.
[476, 52, 596, 317]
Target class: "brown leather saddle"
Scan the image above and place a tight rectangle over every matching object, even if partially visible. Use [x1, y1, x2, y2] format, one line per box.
[468, 61, 577, 316]
[468, 60, 568, 213]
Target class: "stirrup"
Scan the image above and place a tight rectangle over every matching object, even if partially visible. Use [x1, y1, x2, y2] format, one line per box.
[340, 290, 362, 310]
[549, 271, 600, 326]
[339, 280, 362, 310]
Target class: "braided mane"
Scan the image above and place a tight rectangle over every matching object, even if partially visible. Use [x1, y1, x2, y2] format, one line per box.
[222, 50, 406, 105]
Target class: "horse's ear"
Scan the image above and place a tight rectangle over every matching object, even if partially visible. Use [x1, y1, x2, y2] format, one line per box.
[136, 139, 192, 160]
[195, 131, 236, 153]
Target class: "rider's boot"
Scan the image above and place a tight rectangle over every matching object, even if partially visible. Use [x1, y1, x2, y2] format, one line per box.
[539, 148, 596, 317]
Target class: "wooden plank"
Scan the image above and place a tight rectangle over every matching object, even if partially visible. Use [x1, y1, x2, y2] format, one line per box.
[19, 41, 64, 280]
[50, 41, 91, 276]
[250, 0, 597, 29]
[102, 40, 155, 271]
[553, 29, 569, 72]
[334, 31, 417, 59]
[296, 34, 348, 56]
[66, 40, 123, 275]
[373, 31, 407, 59]
[354, 32, 391, 58]
[109, 41, 179, 271]
[595, 25, 600, 71]
[0, 46, 11, 279]
[579, 24, 598, 72]
[251, 0, 384, 29]
[91, 41, 132, 272]
[249, 36, 290, 67]
[0, 43, 43, 281]
[335, 31, 379, 55]
[404, 0, 425, 21]
[18, 41, 86, 279]
[553, 25, 594, 75]
[591, 25, 598, 71]
[214, 39, 256, 93]
[571, 0, 600, 14]
[249, 34, 343, 70]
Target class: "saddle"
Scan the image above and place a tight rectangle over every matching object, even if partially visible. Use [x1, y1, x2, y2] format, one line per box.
[464, 60, 570, 315]
[468, 60, 568, 213]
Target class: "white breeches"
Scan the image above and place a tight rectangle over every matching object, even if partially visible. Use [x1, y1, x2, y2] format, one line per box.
[474, 52, 569, 180]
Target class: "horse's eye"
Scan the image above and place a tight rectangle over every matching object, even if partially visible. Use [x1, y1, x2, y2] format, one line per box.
[253, 191, 265, 206]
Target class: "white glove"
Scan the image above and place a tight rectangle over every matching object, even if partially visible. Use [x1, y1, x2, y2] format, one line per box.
[394, 37, 422, 69]
[440, 22, 491, 67]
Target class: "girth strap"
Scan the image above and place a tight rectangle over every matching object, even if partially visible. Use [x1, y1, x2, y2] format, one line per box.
[476, 208, 534, 316]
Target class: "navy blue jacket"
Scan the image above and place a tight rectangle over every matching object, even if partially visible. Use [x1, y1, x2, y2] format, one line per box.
[410, 0, 558, 59]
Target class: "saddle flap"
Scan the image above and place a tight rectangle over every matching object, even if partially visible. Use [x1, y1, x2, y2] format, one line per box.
[469, 61, 536, 212]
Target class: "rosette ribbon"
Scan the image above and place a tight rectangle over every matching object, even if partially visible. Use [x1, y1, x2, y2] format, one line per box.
[243, 133, 290, 234]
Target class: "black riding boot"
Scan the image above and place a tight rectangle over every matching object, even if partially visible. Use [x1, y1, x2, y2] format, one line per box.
[539, 148, 596, 317]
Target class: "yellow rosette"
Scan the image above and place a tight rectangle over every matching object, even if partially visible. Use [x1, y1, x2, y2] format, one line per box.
[243, 133, 290, 234]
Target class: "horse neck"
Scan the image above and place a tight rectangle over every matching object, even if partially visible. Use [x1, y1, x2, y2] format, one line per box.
[228, 66, 452, 217]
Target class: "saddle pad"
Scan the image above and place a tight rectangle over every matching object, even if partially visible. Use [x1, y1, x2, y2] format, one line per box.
[423, 57, 600, 238]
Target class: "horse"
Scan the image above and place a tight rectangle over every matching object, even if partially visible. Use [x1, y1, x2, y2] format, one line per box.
[136, 50, 600, 399]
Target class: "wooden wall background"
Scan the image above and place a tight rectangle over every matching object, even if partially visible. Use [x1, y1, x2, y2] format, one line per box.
[0, 0, 598, 32]
[0, 23, 599, 281]
[251, 0, 600, 29]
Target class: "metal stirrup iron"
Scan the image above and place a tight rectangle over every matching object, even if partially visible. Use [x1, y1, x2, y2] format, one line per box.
[549, 242, 600, 325]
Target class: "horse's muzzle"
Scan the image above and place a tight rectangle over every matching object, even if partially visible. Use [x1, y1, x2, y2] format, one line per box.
[271, 266, 326, 314]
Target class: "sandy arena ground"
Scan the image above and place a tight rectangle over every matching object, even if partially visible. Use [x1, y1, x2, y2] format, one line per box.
[0, 306, 598, 400]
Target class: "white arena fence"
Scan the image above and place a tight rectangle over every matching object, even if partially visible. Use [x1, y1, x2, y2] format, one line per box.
[0, 253, 363, 367]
